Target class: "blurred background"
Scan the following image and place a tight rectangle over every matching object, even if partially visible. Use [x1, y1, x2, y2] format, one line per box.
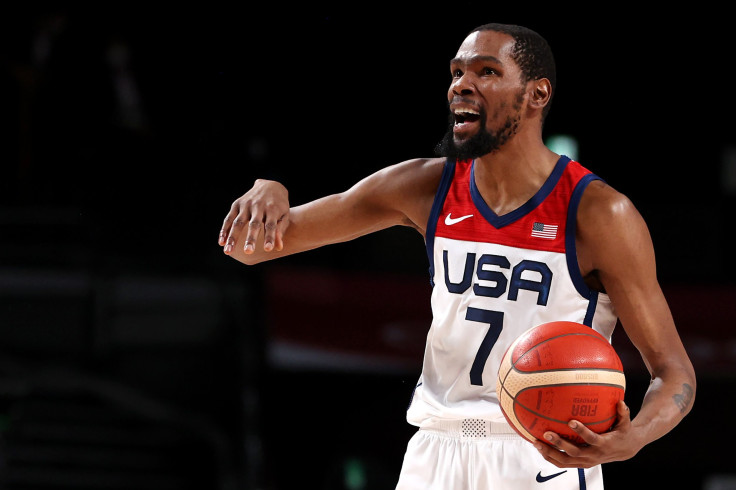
[0, 3, 734, 489]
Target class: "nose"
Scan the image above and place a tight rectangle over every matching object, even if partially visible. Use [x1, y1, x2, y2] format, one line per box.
[451, 73, 475, 96]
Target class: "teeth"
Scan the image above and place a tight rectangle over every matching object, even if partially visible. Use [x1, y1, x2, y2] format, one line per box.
[454, 108, 479, 115]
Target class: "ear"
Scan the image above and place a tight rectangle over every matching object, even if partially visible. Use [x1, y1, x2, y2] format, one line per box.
[528, 78, 551, 109]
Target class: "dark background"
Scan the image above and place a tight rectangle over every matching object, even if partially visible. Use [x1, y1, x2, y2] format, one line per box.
[0, 4, 734, 490]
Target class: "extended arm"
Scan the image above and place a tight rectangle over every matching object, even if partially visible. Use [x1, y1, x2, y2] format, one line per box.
[535, 181, 696, 467]
[218, 158, 444, 265]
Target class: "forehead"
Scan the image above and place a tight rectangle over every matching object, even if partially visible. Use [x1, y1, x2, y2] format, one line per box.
[453, 30, 516, 65]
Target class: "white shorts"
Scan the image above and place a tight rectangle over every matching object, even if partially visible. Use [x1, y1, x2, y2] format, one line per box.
[395, 419, 604, 490]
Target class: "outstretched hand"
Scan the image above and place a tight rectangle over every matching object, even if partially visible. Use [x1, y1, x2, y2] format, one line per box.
[533, 401, 641, 468]
[218, 179, 290, 255]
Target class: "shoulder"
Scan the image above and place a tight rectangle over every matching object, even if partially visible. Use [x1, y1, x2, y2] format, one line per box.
[578, 179, 640, 225]
[372, 157, 446, 187]
[576, 179, 652, 279]
[352, 157, 446, 203]
[578, 180, 642, 231]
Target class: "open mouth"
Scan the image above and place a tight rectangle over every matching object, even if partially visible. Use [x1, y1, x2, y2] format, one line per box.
[453, 108, 481, 125]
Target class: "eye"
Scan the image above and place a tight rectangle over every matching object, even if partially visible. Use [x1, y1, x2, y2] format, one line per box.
[452, 69, 463, 78]
[482, 67, 497, 76]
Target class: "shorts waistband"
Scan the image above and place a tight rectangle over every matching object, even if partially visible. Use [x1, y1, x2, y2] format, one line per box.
[420, 418, 517, 437]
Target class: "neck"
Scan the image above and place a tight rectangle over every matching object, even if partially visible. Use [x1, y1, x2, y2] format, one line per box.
[472, 141, 559, 216]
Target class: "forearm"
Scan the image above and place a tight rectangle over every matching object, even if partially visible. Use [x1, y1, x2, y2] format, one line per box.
[227, 193, 404, 266]
[630, 366, 696, 449]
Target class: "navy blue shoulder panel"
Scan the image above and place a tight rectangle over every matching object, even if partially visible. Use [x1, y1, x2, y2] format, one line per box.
[426, 160, 456, 287]
[565, 172, 606, 326]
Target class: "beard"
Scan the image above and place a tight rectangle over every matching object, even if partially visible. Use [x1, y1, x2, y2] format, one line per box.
[434, 102, 522, 161]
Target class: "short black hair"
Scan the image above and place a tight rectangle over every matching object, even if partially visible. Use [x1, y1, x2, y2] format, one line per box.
[469, 23, 556, 118]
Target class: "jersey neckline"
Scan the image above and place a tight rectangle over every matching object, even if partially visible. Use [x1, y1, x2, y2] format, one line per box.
[469, 155, 571, 228]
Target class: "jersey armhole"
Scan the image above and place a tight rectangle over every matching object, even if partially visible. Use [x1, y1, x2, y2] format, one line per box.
[426, 160, 456, 287]
[565, 173, 606, 322]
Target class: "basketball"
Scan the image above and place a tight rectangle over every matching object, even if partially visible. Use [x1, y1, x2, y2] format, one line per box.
[496, 321, 626, 445]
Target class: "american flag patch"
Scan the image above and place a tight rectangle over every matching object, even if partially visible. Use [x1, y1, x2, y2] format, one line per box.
[531, 222, 558, 239]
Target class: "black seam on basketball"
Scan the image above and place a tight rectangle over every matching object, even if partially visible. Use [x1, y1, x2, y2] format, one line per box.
[499, 350, 516, 389]
[498, 375, 514, 399]
[510, 332, 613, 372]
[514, 382, 625, 389]
[510, 366, 625, 375]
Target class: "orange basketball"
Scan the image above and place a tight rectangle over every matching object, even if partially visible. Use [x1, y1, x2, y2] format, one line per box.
[496, 321, 626, 445]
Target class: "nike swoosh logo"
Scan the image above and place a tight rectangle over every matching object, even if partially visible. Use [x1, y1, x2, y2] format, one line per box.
[536, 470, 567, 483]
[444, 213, 474, 225]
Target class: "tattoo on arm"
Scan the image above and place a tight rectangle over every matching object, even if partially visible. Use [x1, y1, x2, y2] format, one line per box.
[672, 383, 694, 413]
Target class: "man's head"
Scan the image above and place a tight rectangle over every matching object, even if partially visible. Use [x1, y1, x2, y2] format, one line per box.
[435, 23, 556, 161]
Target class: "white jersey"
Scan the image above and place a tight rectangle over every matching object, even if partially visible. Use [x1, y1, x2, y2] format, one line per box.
[406, 155, 618, 427]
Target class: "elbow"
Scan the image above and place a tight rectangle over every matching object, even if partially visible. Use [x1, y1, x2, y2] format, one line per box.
[676, 363, 697, 418]
[679, 381, 696, 418]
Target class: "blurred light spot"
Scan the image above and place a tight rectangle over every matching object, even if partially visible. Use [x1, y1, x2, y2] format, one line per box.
[546, 134, 579, 161]
[344, 457, 366, 490]
[721, 146, 736, 196]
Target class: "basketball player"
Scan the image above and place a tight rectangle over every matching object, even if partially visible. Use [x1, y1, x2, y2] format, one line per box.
[218, 23, 696, 489]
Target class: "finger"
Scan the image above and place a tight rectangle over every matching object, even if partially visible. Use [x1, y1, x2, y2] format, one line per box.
[565, 420, 601, 447]
[533, 440, 569, 468]
[262, 215, 280, 252]
[614, 400, 631, 428]
[221, 198, 247, 250]
[243, 216, 263, 254]
[535, 438, 598, 469]
[219, 210, 237, 246]
[540, 429, 591, 462]
[273, 215, 289, 251]
[224, 215, 248, 255]
[540, 430, 572, 449]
